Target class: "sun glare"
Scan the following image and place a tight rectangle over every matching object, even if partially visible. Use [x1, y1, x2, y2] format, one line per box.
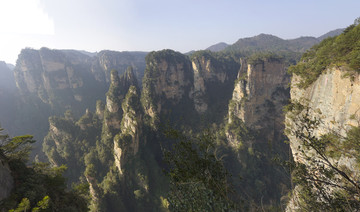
[0, 0, 54, 35]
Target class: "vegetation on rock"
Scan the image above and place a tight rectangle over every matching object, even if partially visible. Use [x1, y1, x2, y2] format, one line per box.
[289, 21, 360, 88]
[0, 127, 88, 211]
[285, 102, 360, 211]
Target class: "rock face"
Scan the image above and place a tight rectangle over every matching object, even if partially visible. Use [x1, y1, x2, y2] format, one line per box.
[114, 86, 142, 175]
[227, 58, 290, 147]
[0, 61, 16, 91]
[0, 154, 13, 202]
[43, 68, 139, 184]
[289, 68, 360, 138]
[285, 68, 360, 210]
[190, 52, 238, 114]
[104, 69, 138, 135]
[142, 50, 194, 124]
[0, 61, 17, 134]
[142, 50, 238, 127]
[96, 50, 147, 84]
[43, 109, 102, 184]
[13, 48, 146, 116]
[41, 49, 240, 211]
[7, 48, 146, 157]
[223, 57, 291, 206]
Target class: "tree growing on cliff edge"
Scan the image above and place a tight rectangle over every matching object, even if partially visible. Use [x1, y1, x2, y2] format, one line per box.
[0, 126, 35, 162]
[285, 102, 360, 211]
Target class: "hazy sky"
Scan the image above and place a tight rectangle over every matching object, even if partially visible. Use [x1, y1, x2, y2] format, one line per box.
[0, 0, 359, 64]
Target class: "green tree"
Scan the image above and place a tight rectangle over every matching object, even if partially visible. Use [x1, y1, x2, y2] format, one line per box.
[0, 125, 89, 211]
[163, 128, 239, 211]
[0, 126, 35, 162]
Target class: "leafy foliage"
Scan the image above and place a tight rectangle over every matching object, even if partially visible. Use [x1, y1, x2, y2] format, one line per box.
[163, 128, 239, 211]
[0, 127, 88, 211]
[0, 133, 35, 162]
[43, 110, 102, 184]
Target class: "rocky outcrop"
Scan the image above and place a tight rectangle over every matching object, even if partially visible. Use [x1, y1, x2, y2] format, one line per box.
[226, 57, 290, 147]
[141, 50, 194, 126]
[104, 69, 138, 133]
[96, 100, 105, 120]
[0, 154, 13, 202]
[142, 50, 238, 127]
[15, 48, 98, 103]
[97, 50, 147, 83]
[190, 52, 238, 113]
[43, 110, 102, 183]
[13, 48, 146, 117]
[288, 68, 360, 168]
[222, 56, 292, 207]
[114, 86, 142, 174]
[44, 116, 76, 166]
[85, 175, 103, 211]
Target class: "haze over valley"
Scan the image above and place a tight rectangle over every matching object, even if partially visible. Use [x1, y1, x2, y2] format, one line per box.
[1, 1, 360, 211]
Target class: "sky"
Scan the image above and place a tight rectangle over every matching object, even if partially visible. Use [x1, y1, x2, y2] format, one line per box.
[0, 0, 359, 64]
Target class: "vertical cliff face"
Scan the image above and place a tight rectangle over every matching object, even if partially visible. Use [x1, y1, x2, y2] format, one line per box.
[224, 57, 291, 206]
[108, 70, 121, 107]
[13, 48, 105, 118]
[285, 68, 360, 210]
[0, 155, 13, 202]
[0, 61, 16, 91]
[114, 86, 142, 175]
[14, 49, 44, 95]
[142, 50, 239, 128]
[289, 68, 360, 138]
[141, 50, 194, 126]
[97, 51, 147, 84]
[0, 61, 17, 134]
[190, 52, 238, 114]
[104, 69, 138, 135]
[13, 48, 146, 117]
[227, 58, 290, 147]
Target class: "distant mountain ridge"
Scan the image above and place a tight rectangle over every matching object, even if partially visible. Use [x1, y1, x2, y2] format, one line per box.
[205, 42, 229, 52]
[205, 28, 344, 53]
[317, 28, 345, 41]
